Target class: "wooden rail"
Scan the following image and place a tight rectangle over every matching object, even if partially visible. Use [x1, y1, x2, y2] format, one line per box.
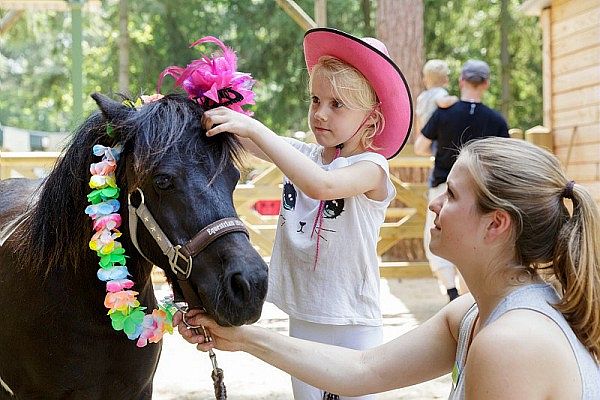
[0, 150, 434, 278]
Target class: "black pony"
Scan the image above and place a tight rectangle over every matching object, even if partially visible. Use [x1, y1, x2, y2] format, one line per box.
[0, 94, 268, 399]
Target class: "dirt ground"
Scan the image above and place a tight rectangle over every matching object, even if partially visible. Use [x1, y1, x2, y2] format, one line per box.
[152, 278, 452, 400]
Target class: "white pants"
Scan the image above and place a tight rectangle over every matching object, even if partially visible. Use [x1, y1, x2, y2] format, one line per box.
[289, 318, 382, 400]
[424, 183, 460, 292]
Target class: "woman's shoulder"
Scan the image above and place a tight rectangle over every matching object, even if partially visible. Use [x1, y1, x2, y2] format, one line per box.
[466, 309, 581, 398]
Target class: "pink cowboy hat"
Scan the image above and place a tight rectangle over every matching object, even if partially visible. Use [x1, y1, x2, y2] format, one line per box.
[303, 28, 413, 159]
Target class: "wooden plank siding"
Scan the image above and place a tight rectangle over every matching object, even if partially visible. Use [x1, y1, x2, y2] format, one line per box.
[550, 0, 600, 204]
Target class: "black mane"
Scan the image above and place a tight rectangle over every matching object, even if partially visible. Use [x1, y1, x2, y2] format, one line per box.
[15, 94, 242, 275]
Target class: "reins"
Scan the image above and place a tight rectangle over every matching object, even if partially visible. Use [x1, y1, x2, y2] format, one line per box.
[128, 187, 249, 400]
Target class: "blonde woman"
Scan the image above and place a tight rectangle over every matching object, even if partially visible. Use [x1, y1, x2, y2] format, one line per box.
[178, 137, 600, 399]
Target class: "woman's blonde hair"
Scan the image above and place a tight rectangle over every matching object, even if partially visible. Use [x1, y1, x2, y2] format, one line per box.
[309, 56, 384, 150]
[459, 137, 600, 359]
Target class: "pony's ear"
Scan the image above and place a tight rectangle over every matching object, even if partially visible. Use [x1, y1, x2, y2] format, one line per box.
[91, 93, 134, 123]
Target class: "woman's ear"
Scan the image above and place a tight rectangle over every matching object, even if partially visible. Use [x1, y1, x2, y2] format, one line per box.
[484, 209, 512, 243]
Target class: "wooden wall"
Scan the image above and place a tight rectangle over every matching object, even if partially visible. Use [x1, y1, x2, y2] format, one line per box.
[548, 0, 600, 203]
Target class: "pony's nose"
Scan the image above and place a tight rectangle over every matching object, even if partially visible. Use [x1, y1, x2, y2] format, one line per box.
[228, 272, 251, 303]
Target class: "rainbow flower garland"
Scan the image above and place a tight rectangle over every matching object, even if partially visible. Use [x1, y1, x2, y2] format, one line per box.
[86, 140, 175, 347]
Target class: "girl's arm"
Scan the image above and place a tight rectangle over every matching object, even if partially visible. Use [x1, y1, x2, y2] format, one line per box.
[175, 294, 474, 396]
[203, 107, 386, 200]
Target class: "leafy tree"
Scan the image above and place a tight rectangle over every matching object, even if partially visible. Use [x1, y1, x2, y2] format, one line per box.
[423, 0, 542, 129]
[1, 0, 541, 135]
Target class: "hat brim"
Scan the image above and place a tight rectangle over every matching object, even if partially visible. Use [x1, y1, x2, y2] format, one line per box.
[303, 28, 413, 159]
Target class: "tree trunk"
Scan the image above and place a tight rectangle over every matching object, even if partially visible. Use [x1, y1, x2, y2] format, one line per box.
[361, 0, 375, 37]
[500, 0, 511, 121]
[377, 0, 424, 141]
[377, 0, 427, 262]
[118, 0, 129, 94]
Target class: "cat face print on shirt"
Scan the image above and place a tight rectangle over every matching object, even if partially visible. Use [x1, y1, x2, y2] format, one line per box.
[282, 181, 296, 211]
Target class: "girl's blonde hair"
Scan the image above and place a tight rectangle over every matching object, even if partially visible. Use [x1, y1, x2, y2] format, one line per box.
[459, 137, 600, 360]
[309, 56, 384, 150]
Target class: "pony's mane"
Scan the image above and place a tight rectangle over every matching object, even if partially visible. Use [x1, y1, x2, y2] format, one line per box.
[15, 94, 242, 276]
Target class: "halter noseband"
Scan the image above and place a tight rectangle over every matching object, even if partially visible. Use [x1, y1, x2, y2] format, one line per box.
[127, 188, 249, 308]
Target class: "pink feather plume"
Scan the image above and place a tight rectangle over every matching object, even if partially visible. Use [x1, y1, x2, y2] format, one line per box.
[158, 36, 255, 115]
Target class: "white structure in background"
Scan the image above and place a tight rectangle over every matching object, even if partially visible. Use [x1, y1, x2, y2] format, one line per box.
[0, 124, 70, 152]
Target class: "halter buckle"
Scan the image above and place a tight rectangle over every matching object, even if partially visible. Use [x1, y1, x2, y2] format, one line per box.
[168, 244, 193, 279]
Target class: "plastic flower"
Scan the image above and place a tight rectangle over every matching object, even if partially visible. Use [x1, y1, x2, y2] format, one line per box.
[97, 265, 129, 281]
[141, 94, 164, 104]
[93, 214, 122, 231]
[87, 187, 120, 204]
[106, 278, 135, 293]
[90, 160, 116, 176]
[85, 199, 120, 218]
[110, 307, 146, 337]
[89, 174, 117, 189]
[105, 290, 140, 313]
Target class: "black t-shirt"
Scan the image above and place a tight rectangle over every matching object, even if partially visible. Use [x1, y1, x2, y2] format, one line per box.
[422, 100, 509, 187]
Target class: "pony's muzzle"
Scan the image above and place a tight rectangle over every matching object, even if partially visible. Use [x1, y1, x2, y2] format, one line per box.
[227, 272, 251, 303]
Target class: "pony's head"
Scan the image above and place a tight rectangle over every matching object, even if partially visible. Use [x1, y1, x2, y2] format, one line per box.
[92, 93, 268, 326]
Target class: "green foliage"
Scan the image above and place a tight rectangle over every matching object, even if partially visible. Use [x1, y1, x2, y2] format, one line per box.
[424, 0, 542, 128]
[0, 0, 541, 135]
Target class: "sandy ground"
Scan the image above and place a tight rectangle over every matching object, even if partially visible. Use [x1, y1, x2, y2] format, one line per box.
[153, 278, 452, 400]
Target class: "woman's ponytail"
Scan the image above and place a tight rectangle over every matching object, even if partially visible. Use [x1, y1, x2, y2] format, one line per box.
[553, 183, 600, 360]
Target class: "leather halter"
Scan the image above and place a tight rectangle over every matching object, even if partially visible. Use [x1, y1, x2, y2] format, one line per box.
[127, 188, 249, 308]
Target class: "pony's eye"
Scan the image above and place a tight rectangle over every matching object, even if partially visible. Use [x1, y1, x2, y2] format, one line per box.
[153, 174, 173, 190]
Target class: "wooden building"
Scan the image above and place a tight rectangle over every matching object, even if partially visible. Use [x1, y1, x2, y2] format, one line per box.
[521, 0, 600, 203]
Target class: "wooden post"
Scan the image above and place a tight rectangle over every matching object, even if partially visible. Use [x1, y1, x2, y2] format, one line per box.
[274, 0, 316, 31]
[540, 7, 552, 130]
[315, 0, 327, 27]
[118, 0, 129, 94]
[0, 10, 24, 35]
[70, 0, 83, 124]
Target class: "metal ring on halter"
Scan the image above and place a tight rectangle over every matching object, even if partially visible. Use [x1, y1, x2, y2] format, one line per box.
[127, 187, 146, 205]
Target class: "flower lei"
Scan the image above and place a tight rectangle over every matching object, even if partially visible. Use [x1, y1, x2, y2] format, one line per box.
[86, 108, 174, 347]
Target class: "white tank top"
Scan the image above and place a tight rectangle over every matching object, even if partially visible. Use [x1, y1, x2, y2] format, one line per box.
[449, 284, 600, 399]
[266, 138, 395, 326]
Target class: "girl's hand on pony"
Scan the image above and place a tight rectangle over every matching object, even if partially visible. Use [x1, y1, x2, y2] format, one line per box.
[173, 309, 247, 352]
[202, 107, 267, 140]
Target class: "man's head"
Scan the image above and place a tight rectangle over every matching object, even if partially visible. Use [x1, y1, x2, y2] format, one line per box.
[460, 60, 490, 86]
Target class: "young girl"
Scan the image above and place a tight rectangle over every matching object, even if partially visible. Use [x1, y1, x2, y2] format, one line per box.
[200, 28, 412, 399]
[177, 137, 600, 399]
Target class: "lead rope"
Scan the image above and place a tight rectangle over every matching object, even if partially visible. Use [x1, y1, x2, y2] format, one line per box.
[172, 301, 227, 399]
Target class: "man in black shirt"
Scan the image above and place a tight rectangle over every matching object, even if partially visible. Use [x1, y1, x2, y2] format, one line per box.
[415, 59, 509, 301]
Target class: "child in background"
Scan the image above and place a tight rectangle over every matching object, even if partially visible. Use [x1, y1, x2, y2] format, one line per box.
[200, 28, 412, 400]
[417, 59, 462, 301]
[415, 59, 458, 137]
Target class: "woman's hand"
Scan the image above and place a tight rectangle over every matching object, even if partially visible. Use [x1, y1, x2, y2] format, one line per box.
[173, 309, 247, 352]
[202, 107, 267, 140]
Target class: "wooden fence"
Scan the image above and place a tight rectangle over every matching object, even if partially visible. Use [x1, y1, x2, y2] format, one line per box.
[0, 149, 433, 278]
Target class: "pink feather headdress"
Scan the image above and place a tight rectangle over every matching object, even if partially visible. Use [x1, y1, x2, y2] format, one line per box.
[158, 36, 255, 115]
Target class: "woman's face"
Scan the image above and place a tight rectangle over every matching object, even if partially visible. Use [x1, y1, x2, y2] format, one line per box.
[428, 159, 489, 266]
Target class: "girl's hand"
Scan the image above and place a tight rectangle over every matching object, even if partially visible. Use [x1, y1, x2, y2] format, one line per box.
[173, 309, 246, 352]
[202, 107, 266, 140]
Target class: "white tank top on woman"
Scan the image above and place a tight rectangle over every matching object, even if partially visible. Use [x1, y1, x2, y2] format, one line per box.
[449, 283, 600, 399]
